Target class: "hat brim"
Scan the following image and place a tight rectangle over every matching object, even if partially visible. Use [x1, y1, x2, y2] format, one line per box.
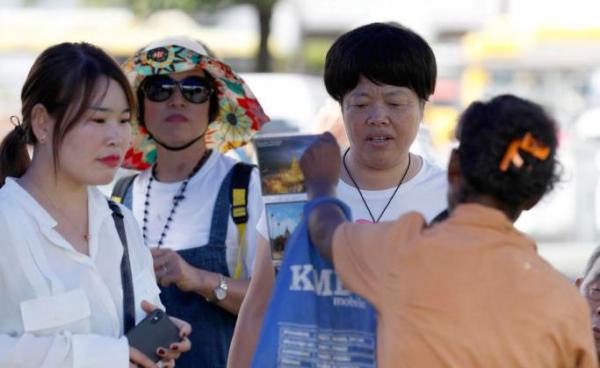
[121, 40, 269, 170]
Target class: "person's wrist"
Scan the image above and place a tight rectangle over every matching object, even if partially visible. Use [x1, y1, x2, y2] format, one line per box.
[205, 273, 226, 303]
[186, 267, 209, 295]
[306, 179, 336, 199]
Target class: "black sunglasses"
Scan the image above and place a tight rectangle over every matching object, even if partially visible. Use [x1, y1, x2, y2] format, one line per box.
[141, 75, 213, 104]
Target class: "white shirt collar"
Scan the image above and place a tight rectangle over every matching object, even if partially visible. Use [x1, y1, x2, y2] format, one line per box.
[3, 177, 56, 228]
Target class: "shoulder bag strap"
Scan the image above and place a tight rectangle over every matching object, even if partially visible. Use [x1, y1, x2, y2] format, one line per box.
[107, 199, 136, 334]
[110, 174, 138, 205]
[230, 162, 254, 280]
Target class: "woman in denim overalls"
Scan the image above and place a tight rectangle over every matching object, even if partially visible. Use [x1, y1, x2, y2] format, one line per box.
[117, 36, 268, 367]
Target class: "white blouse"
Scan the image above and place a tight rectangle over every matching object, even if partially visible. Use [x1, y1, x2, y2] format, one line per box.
[0, 178, 162, 368]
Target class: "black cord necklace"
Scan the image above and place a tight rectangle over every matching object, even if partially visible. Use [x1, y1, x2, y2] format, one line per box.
[342, 148, 411, 223]
[142, 149, 212, 247]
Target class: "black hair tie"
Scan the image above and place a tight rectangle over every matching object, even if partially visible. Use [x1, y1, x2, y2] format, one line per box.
[9, 116, 26, 140]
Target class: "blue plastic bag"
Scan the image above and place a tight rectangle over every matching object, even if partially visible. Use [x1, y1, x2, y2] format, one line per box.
[252, 197, 377, 368]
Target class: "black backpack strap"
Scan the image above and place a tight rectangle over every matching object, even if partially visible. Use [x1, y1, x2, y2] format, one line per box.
[111, 174, 138, 205]
[107, 199, 136, 334]
[230, 162, 254, 279]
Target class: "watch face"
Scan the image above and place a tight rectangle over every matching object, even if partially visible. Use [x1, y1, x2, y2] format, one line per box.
[215, 287, 227, 301]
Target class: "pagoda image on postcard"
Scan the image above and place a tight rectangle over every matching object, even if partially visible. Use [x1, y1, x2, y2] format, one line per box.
[253, 134, 318, 196]
[265, 201, 305, 269]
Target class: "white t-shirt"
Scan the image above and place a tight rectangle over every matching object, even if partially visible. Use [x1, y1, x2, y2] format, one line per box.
[257, 157, 447, 237]
[337, 157, 447, 223]
[131, 151, 263, 277]
[0, 178, 162, 368]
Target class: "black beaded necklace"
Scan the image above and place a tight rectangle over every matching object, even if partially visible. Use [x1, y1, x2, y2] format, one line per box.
[342, 148, 411, 223]
[142, 149, 212, 247]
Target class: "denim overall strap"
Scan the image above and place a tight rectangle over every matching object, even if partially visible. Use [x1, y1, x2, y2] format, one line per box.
[159, 167, 237, 368]
[208, 168, 232, 245]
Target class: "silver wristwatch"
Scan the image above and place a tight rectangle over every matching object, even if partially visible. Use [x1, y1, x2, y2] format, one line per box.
[208, 274, 228, 302]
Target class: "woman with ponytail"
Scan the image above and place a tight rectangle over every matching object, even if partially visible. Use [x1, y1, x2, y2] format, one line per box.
[0, 42, 190, 368]
[0, 117, 30, 184]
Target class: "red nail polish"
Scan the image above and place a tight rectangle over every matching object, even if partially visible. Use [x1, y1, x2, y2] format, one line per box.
[158, 348, 166, 355]
[171, 345, 179, 350]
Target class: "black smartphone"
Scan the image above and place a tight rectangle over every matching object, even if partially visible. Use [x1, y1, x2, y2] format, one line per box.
[126, 309, 181, 362]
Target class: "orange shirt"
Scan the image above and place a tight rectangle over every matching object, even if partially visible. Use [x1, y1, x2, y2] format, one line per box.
[333, 203, 597, 368]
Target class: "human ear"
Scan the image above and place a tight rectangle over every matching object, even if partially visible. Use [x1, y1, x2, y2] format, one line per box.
[30, 103, 52, 144]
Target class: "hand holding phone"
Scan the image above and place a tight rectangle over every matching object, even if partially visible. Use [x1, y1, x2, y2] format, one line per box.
[126, 309, 181, 362]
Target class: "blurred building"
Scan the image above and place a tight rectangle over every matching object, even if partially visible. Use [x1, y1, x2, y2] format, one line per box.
[3, 0, 600, 244]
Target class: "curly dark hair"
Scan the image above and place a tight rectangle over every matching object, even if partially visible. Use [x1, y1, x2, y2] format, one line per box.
[456, 94, 561, 208]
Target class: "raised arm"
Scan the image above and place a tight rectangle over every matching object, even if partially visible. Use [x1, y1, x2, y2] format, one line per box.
[300, 132, 345, 261]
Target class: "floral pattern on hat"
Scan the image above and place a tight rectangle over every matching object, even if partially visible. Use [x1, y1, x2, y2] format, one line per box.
[121, 38, 269, 170]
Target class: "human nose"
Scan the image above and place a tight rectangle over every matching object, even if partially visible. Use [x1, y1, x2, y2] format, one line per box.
[167, 83, 187, 107]
[366, 102, 389, 125]
[106, 121, 130, 148]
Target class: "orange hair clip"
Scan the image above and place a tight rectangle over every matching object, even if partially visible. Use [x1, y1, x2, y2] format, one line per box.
[499, 132, 550, 172]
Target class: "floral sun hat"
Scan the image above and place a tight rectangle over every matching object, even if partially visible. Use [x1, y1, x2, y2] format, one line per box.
[121, 36, 269, 170]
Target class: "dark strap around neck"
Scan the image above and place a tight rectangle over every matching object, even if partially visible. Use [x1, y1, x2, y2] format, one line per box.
[107, 200, 136, 334]
[148, 125, 209, 151]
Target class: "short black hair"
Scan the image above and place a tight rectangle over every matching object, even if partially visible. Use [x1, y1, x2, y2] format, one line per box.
[324, 22, 437, 103]
[457, 94, 560, 208]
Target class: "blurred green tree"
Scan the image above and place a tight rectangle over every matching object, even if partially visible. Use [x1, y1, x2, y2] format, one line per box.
[83, 0, 278, 71]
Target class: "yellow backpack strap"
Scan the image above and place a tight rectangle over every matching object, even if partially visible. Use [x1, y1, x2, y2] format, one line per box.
[110, 174, 137, 205]
[230, 163, 254, 280]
